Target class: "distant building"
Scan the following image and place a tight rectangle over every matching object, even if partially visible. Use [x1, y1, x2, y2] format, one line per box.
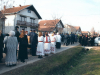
[1, 5, 42, 33]
[0, 11, 6, 33]
[81, 31, 90, 35]
[63, 24, 81, 34]
[38, 19, 64, 33]
[74, 26, 81, 34]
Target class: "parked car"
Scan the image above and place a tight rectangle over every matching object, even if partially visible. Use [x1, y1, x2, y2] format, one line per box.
[94, 37, 100, 46]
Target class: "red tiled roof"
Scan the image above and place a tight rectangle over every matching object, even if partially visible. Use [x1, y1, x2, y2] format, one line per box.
[1, 5, 31, 14]
[39, 20, 60, 26]
[74, 26, 80, 30]
[1, 5, 42, 19]
[38, 20, 60, 32]
[38, 28, 54, 32]
[67, 25, 75, 28]
[81, 31, 89, 34]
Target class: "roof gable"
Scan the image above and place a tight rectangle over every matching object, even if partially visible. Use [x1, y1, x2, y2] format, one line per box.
[74, 26, 80, 30]
[1, 5, 42, 19]
[38, 19, 64, 32]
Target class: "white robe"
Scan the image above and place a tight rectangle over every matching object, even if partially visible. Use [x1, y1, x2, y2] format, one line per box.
[44, 36, 51, 54]
[36, 36, 44, 56]
[56, 35, 61, 42]
[50, 36, 56, 54]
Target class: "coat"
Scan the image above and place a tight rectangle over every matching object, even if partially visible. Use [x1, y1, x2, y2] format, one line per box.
[18, 35, 28, 61]
[0, 34, 4, 60]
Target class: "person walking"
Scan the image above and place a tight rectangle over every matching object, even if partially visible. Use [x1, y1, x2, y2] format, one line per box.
[0, 30, 4, 63]
[56, 32, 61, 49]
[44, 32, 51, 56]
[28, 29, 38, 56]
[50, 33, 56, 54]
[4, 31, 18, 66]
[36, 32, 44, 58]
[18, 30, 28, 62]
[63, 33, 67, 46]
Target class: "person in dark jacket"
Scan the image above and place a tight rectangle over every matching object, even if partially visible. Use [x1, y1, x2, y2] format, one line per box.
[18, 30, 28, 62]
[15, 26, 20, 56]
[28, 29, 38, 56]
[15, 26, 20, 42]
[0, 30, 4, 62]
[70, 32, 74, 44]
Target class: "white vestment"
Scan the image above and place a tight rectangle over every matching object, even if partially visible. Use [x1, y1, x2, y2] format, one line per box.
[50, 36, 56, 54]
[56, 35, 61, 42]
[36, 36, 44, 55]
[44, 36, 51, 54]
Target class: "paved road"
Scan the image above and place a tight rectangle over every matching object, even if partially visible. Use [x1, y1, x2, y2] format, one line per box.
[0, 42, 79, 74]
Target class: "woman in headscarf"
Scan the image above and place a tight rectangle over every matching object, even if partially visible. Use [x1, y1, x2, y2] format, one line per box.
[4, 31, 18, 66]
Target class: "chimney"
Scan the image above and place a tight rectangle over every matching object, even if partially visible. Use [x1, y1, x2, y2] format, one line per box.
[4, 5, 6, 10]
[19, 5, 21, 7]
[13, 6, 15, 8]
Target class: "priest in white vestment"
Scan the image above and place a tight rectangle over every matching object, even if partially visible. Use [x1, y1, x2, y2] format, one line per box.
[56, 32, 61, 49]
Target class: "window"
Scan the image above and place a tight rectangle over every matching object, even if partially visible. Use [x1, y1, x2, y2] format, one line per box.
[20, 15, 27, 21]
[30, 18, 35, 23]
[28, 9, 31, 13]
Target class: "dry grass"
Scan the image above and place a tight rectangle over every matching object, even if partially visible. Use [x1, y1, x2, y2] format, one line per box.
[1, 46, 83, 75]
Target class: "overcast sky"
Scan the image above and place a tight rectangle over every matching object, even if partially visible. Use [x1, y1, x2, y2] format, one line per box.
[14, 0, 100, 32]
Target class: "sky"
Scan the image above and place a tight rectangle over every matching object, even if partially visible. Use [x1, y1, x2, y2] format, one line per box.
[14, 0, 100, 32]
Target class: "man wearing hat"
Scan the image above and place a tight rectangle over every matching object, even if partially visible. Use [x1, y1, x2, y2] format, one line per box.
[28, 29, 38, 56]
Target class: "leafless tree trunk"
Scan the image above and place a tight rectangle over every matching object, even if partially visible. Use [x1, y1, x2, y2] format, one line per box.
[0, 0, 15, 11]
[90, 27, 95, 35]
[51, 13, 63, 33]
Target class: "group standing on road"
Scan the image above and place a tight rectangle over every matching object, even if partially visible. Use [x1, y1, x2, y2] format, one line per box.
[0, 27, 63, 66]
[0, 26, 99, 67]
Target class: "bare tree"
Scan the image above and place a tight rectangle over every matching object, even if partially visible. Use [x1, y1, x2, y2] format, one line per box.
[90, 27, 95, 35]
[51, 13, 63, 33]
[0, 0, 15, 11]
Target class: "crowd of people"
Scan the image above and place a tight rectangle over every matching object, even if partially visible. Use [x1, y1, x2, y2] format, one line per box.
[0, 26, 62, 67]
[79, 34, 99, 46]
[0, 26, 99, 67]
[60, 32, 78, 46]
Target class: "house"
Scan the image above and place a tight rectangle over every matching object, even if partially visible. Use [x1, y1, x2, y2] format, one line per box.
[1, 5, 42, 33]
[0, 11, 6, 33]
[63, 24, 81, 34]
[38, 19, 64, 33]
[63, 24, 76, 34]
[74, 26, 81, 34]
[81, 31, 90, 35]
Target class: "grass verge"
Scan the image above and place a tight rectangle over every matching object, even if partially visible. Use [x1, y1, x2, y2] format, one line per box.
[1, 46, 97, 75]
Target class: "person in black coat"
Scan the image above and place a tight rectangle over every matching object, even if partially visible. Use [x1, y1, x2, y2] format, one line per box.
[0, 30, 4, 62]
[28, 29, 38, 56]
[15, 26, 20, 42]
[18, 30, 28, 62]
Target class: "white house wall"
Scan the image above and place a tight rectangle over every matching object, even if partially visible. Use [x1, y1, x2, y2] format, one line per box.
[57, 22, 62, 28]
[18, 9, 39, 23]
[5, 15, 15, 33]
[15, 9, 39, 32]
